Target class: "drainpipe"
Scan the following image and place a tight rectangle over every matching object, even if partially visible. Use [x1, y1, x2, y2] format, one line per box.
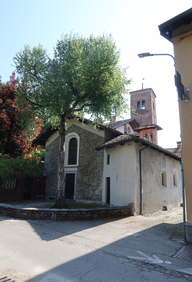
[139, 145, 149, 215]
[181, 149, 186, 242]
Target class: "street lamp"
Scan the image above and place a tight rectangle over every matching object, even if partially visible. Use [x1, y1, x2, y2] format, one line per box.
[138, 51, 187, 242]
[138, 52, 175, 65]
[138, 52, 190, 101]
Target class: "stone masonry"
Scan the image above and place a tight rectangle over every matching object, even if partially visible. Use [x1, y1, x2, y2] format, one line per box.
[139, 128, 158, 145]
[67, 123, 104, 201]
[130, 88, 157, 126]
[130, 88, 160, 144]
[0, 204, 131, 220]
[44, 122, 105, 202]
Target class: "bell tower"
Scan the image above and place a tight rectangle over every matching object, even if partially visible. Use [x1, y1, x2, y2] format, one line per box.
[130, 88, 162, 145]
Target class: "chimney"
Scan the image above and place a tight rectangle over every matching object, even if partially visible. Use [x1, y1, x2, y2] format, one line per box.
[177, 141, 181, 148]
[110, 116, 116, 125]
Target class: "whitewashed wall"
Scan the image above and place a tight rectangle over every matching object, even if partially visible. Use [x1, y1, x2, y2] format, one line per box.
[115, 123, 134, 134]
[134, 142, 182, 214]
[102, 142, 137, 206]
[102, 141, 182, 215]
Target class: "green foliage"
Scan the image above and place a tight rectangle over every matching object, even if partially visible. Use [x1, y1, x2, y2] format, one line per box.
[13, 33, 131, 208]
[31, 148, 45, 162]
[14, 33, 131, 124]
[0, 154, 44, 179]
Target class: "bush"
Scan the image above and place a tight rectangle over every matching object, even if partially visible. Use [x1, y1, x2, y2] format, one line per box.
[31, 149, 45, 162]
[0, 153, 44, 179]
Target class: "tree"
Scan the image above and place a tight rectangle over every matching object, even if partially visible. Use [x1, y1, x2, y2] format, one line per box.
[0, 73, 42, 158]
[14, 33, 131, 208]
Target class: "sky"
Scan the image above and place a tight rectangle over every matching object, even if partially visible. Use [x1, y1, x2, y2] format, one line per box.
[0, 0, 192, 148]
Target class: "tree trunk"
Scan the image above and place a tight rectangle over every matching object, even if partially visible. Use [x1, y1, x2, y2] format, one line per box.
[55, 114, 67, 208]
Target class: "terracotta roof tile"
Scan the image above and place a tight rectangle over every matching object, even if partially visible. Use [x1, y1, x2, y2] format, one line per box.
[166, 147, 181, 157]
[33, 115, 123, 146]
[107, 118, 139, 130]
[95, 134, 180, 161]
[134, 124, 162, 131]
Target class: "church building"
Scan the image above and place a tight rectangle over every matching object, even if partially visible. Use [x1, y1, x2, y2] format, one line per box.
[34, 88, 182, 214]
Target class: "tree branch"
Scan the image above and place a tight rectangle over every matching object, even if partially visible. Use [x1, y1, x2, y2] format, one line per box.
[74, 103, 93, 112]
[30, 64, 57, 86]
[68, 81, 79, 97]
[26, 96, 51, 108]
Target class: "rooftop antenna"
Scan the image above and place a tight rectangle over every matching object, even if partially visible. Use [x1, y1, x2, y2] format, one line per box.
[142, 78, 145, 89]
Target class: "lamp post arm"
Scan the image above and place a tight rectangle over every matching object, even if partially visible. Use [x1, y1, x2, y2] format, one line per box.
[150, 53, 175, 66]
[138, 52, 175, 67]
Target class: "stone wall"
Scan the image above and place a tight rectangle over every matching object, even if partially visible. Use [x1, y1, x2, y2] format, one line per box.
[0, 204, 130, 220]
[44, 122, 104, 201]
[44, 136, 59, 196]
[67, 124, 104, 201]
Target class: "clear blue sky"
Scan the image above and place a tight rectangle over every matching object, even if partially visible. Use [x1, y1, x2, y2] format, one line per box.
[1, 0, 192, 148]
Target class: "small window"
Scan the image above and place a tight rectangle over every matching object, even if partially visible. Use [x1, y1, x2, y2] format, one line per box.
[162, 171, 167, 187]
[142, 101, 145, 109]
[107, 154, 110, 165]
[137, 101, 142, 109]
[173, 174, 177, 187]
[2, 178, 16, 189]
[144, 133, 148, 139]
[150, 133, 153, 141]
[68, 138, 77, 165]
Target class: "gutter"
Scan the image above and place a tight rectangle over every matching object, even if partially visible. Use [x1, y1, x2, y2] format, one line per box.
[181, 150, 186, 242]
[139, 145, 149, 215]
[181, 150, 192, 240]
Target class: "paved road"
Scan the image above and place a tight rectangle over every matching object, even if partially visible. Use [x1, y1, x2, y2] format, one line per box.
[0, 210, 192, 282]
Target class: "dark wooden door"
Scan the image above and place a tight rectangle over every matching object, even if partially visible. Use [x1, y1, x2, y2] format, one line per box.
[66, 173, 75, 199]
[24, 177, 32, 200]
[106, 177, 110, 204]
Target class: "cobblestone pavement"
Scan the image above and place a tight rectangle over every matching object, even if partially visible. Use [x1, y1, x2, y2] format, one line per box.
[143, 207, 183, 218]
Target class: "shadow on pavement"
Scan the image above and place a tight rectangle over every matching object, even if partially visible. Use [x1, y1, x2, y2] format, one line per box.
[23, 218, 189, 282]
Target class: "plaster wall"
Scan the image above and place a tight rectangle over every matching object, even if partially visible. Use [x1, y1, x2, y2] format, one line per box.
[115, 124, 134, 134]
[135, 143, 182, 214]
[172, 21, 192, 224]
[102, 143, 137, 207]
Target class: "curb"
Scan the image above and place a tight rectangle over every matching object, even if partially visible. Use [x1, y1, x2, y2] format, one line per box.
[0, 204, 131, 220]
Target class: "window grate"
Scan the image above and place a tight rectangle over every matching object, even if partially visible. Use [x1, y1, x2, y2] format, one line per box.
[2, 178, 16, 189]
